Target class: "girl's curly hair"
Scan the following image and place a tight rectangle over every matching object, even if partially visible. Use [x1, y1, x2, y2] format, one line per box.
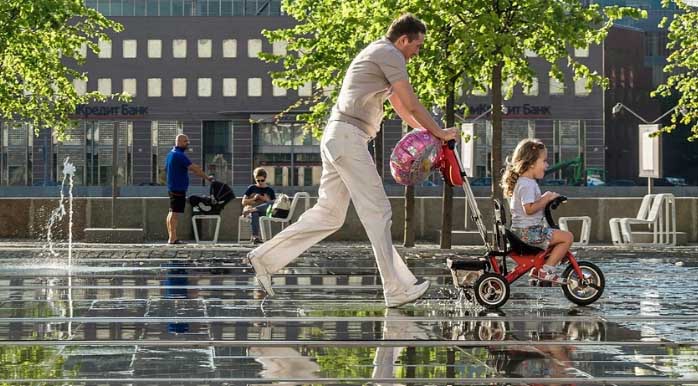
[501, 139, 546, 198]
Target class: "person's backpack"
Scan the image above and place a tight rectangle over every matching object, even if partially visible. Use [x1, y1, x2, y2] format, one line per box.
[266, 193, 291, 218]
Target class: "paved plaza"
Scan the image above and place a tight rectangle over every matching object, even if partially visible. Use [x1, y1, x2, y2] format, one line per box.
[1, 242, 698, 385]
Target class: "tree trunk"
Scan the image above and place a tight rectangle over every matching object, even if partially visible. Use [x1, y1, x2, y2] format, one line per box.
[404, 184, 415, 247]
[491, 61, 504, 202]
[439, 87, 456, 249]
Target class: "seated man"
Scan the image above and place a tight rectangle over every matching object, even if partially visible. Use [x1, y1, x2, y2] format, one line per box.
[242, 168, 276, 244]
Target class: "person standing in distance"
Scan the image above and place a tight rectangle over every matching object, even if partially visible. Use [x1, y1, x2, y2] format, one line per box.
[165, 134, 212, 245]
[247, 14, 459, 307]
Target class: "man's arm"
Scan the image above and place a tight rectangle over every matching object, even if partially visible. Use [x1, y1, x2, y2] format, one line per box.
[389, 79, 458, 141]
[188, 163, 212, 181]
[388, 92, 421, 128]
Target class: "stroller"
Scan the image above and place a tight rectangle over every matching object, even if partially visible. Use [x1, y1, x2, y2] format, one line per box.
[440, 140, 605, 309]
[189, 180, 235, 215]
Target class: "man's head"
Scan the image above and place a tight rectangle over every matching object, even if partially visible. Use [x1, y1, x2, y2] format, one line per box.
[175, 134, 189, 149]
[253, 167, 268, 186]
[385, 13, 426, 61]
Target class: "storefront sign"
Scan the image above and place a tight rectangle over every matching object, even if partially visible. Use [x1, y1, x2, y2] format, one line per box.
[74, 104, 149, 118]
[467, 104, 551, 117]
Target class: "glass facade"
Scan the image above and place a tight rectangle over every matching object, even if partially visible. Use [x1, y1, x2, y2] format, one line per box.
[254, 121, 322, 186]
[85, 0, 283, 16]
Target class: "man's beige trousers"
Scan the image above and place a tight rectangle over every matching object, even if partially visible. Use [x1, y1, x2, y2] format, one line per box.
[248, 120, 417, 295]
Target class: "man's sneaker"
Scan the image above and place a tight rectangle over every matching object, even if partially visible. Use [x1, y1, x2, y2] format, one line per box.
[385, 280, 431, 308]
[533, 268, 566, 285]
[248, 253, 275, 297]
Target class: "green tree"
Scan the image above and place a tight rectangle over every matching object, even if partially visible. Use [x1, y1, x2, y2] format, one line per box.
[654, 0, 698, 140]
[0, 0, 123, 138]
[261, 0, 643, 248]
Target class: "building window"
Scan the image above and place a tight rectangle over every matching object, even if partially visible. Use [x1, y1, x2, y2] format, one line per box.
[298, 81, 312, 97]
[202, 120, 233, 185]
[525, 49, 537, 58]
[248, 78, 262, 97]
[223, 78, 237, 97]
[523, 77, 538, 96]
[54, 124, 85, 185]
[98, 78, 112, 95]
[198, 39, 212, 58]
[148, 78, 162, 97]
[88, 0, 284, 17]
[77, 43, 87, 59]
[73, 79, 87, 96]
[147, 0, 159, 15]
[574, 77, 591, 96]
[223, 39, 237, 58]
[248, 39, 262, 58]
[151, 120, 183, 185]
[82, 121, 133, 186]
[472, 86, 488, 96]
[273, 84, 287, 97]
[574, 46, 589, 58]
[122, 78, 137, 96]
[98, 39, 112, 58]
[549, 77, 565, 95]
[198, 78, 212, 97]
[254, 121, 322, 187]
[148, 39, 162, 58]
[123, 39, 137, 58]
[0, 122, 32, 186]
[554, 120, 582, 182]
[173, 39, 187, 58]
[172, 78, 187, 97]
[272, 40, 287, 56]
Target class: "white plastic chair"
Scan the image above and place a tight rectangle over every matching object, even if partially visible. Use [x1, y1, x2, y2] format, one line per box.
[619, 193, 676, 246]
[559, 216, 592, 246]
[260, 192, 311, 241]
[609, 194, 655, 245]
[237, 215, 252, 244]
[192, 214, 221, 244]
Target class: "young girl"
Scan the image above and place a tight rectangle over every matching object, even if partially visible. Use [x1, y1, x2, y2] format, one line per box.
[501, 139, 573, 284]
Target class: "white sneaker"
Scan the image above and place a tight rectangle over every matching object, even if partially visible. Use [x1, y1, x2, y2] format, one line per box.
[248, 253, 275, 297]
[384, 280, 430, 308]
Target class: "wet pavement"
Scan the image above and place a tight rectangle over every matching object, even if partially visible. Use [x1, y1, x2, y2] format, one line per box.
[1, 242, 698, 385]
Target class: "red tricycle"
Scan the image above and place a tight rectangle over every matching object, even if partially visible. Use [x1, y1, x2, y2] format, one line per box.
[439, 140, 605, 309]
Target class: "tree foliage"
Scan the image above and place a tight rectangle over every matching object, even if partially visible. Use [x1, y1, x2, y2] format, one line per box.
[654, 0, 698, 140]
[261, 0, 644, 198]
[0, 0, 123, 138]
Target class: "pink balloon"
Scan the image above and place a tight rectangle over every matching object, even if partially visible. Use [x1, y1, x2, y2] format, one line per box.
[390, 128, 443, 186]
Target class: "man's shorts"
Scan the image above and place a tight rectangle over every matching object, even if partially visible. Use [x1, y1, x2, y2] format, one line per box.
[510, 225, 555, 250]
[168, 191, 186, 213]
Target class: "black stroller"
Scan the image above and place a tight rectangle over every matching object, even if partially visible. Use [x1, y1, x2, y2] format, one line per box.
[189, 180, 235, 215]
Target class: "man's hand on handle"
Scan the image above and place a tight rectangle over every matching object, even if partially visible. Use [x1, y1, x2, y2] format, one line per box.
[439, 127, 460, 142]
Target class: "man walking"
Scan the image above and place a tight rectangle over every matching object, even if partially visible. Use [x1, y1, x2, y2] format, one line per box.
[248, 14, 459, 307]
[165, 134, 212, 244]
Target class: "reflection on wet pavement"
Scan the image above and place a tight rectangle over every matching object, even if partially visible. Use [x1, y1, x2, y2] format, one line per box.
[1, 245, 698, 385]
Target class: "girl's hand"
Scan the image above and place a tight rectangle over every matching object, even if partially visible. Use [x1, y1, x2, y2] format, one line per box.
[541, 191, 560, 202]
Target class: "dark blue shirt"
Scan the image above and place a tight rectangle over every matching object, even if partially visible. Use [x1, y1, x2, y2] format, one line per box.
[244, 185, 276, 201]
[165, 147, 192, 192]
